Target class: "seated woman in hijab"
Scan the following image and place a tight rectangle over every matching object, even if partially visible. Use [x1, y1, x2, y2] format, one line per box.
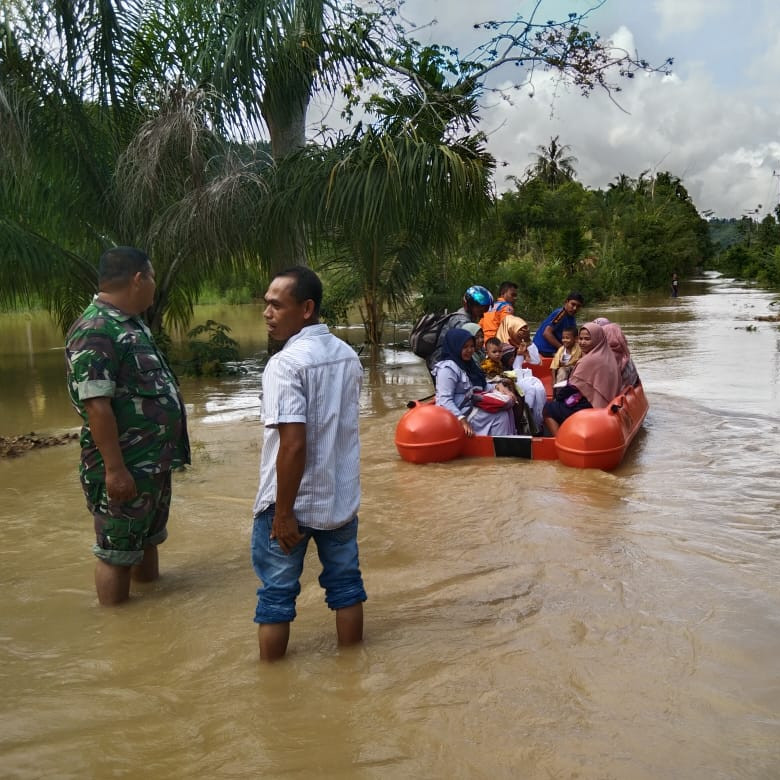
[602, 322, 640, 388]
[495, 315, 546, 430]
[432, 328, 516, 437]
[461, 321, 487, 367]
[495, 315, 541, 365]
[542, 322, 621, 436]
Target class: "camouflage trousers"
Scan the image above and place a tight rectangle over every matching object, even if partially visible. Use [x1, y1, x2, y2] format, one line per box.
[81, 470, 172, 566]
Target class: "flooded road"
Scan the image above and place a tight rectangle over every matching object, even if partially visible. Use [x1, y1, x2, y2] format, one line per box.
[1, 275, 778, 778]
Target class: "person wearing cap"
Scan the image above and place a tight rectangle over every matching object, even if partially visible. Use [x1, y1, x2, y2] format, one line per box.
[532, 292, 585, 358]
[426, 285, 493, 370]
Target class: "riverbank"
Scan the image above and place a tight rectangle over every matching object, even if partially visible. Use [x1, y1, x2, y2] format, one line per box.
[0, 431, 78, 458]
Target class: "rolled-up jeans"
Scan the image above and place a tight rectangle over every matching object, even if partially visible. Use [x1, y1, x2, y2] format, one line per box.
[251, 504, 367, 624]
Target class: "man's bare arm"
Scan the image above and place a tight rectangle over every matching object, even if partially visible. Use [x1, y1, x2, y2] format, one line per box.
[83, 397, 137, 502]
[542, 325, 562, 351]
[272, 422, 307, 553]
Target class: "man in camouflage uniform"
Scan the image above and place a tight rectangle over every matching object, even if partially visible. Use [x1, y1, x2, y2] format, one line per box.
[65, 247, 189, 605]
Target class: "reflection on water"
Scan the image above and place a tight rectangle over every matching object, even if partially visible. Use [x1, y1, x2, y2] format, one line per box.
[1, 275, 779, 778]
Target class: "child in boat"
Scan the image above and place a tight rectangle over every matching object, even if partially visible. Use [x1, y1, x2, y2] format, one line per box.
[472, 377, 524, 435]
[550, 327, 582, 390]
[480, 337, 505, 379]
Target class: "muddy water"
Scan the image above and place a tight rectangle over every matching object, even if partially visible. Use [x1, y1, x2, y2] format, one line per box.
[1, 275, 779, 778]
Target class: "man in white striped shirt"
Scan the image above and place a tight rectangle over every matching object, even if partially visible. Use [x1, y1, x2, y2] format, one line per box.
[252, 266, 366, 661]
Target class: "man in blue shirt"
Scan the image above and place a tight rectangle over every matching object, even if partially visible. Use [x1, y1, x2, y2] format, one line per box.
[532, 292, 585, 357]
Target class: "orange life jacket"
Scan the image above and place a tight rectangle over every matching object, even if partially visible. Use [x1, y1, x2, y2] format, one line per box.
[479, 299, 514, 340]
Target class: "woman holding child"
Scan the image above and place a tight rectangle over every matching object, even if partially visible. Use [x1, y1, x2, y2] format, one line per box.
[433, 328, 516, 437]
[542, 322, 621, 436]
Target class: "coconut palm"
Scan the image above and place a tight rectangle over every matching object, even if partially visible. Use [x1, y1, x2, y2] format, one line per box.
[526, 136, 578, 188]
[1, 0, 671, 335]
[261, 120, 494, 343]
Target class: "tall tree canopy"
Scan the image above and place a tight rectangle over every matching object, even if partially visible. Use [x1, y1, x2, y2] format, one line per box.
[0, 0, 671, 335]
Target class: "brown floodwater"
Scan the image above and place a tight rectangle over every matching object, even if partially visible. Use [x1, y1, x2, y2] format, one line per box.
[1, 275, 779, 778]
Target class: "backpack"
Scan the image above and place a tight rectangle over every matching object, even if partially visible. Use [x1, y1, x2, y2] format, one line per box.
[409, 311, 461, 359]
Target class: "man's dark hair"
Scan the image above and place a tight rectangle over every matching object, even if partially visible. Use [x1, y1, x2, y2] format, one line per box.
[485, 336, 502, 349]
[273, 265, 323, 316]
[562, 326, 578, 337]
[566, 291, 585, 304]
[498, 281, 518, 297]
[98, 247, 151, 289]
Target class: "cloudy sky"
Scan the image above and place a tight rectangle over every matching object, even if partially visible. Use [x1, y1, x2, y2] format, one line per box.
[380, 0, 780, 219]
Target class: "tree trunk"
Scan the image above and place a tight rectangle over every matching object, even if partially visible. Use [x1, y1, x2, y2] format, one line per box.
[264, 91, 309, 274]
[263, 90, 310, 353]
[361, 290, 385, 346]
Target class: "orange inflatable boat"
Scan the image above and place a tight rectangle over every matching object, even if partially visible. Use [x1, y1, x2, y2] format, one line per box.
[395, 382, 649, 471]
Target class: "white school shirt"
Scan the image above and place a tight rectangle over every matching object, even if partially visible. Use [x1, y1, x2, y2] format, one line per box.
[253, 323, 362, 529]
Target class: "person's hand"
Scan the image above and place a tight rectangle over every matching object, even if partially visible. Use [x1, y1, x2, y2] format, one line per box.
[460, 417, 474, 437]
[105, 466, 137, 503]
[271, 512, 305, 554]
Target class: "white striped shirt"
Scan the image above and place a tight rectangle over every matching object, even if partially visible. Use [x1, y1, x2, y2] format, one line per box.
[253, 323, 362, 529]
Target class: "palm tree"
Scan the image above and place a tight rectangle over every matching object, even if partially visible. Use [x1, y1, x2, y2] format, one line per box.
[2, 1, 671, 336]
[526, 136, 578, 188]
[263, 123, 494, 344]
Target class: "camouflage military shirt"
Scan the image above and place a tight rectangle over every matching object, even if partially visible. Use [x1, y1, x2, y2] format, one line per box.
[65, 297, 190, 480]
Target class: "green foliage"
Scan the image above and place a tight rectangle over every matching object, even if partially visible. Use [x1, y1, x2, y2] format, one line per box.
[412, 162, 717, 323]
[315, 267, 362, 325]
[711, 212, 780, 287]
[1, 0, 673, 338]
[708, 218, 742, 251]
[179, 320, 241, 376]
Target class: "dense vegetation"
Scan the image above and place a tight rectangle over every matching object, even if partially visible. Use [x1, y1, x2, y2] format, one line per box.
[415, 161, 714, 320]
[6, 2, 776, 347]
[707, 212, 780, 288]
[1, 0, 676, 346]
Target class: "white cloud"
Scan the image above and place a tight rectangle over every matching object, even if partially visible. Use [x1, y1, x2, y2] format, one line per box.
[481, 43, 780, 218]
[653, 0, 729, 35]
[317, 1, 780, 218]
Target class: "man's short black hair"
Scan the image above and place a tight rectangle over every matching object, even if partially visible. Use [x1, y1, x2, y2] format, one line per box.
[498, 281, 518, 296]
[561, 326, 578, 337]
[566, 291, 585, 304]
[273, 265, 323, 316]
[98, 247, 151, 289]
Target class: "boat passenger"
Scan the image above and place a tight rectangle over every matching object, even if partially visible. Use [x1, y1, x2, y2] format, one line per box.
[542, 322, 621, 436]
[495, 316, 547, 429]
[480, 337, 505, 380]
[432, 329, 516, 437]
[532, 292, 584, 357]
[550, 326, 582, 389]
[479, 281, 518, 340]
[602, 322, 640, 388]
[426, 285, 493, 370]
[496, 315, 541, 364]
[461, 322, 486, 367]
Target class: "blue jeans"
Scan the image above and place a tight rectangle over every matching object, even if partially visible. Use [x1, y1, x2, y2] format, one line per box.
[251, 505, 367, 624]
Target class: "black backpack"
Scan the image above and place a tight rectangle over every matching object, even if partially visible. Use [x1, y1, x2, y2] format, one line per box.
[409, 311, 460, 359]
